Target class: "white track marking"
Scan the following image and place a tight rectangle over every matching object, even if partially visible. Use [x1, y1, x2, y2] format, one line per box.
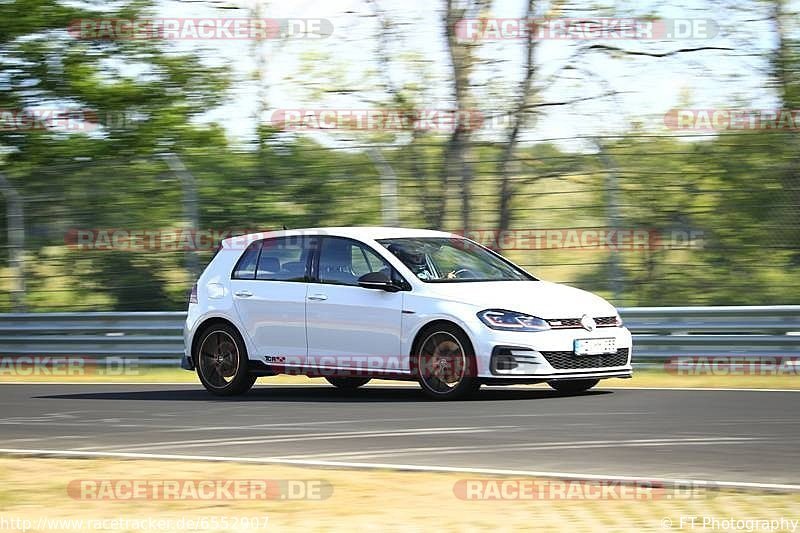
[282, 439, 759, 461]
[82, 426, 515, 450]
[0, 411, 643, 430]
[275, 437, 762, 460]
[77, 426, 518, 452]
[157, 412, 648, 433]
[0, 448, 797, 493]
[603, 387, 800, 393]
[0, 436, 88, 444]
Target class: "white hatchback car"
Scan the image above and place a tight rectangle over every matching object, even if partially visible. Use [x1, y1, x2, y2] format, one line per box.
[183, 227, 632, 399]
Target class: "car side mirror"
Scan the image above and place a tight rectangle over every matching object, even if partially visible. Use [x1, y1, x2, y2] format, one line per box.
[357, 271, 401, 292]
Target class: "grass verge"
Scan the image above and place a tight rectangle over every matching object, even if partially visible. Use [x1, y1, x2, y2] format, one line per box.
[0, 366, 797, 389]
[0, 458, 797, 532]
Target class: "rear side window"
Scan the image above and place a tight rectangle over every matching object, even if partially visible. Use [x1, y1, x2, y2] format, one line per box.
[232, 240, 262, 280]
[232, 237, 310, 281]
[257, 237, 308, 281]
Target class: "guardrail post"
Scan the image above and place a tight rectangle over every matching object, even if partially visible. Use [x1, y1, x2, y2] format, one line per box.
[161, 153, 200, 278]
[368, 148, 400, 227]
[595, 139, 623, 302]
[0, 172, 25, 311]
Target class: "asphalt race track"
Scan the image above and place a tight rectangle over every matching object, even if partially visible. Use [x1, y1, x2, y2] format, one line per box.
[0, 383, 798, 489]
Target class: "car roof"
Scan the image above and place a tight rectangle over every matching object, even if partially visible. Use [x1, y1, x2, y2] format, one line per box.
[221, 226, 457, 246]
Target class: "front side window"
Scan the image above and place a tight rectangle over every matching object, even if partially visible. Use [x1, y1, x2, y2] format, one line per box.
[378, 237, 534, 282]
[318, 237, 392, 286]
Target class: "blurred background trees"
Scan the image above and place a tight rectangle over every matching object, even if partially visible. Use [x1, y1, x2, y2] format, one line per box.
[0, 0, 798, 311]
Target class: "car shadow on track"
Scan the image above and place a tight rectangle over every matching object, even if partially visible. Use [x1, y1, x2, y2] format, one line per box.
[35, 386, 613, 403]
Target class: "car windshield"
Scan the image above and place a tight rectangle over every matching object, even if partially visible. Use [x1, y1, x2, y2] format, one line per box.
[378, 237, 535, 283]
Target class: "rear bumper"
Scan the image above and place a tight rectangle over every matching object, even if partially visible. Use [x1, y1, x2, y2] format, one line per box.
[181, 354, 194, 370]
[181, 318, 195, 370]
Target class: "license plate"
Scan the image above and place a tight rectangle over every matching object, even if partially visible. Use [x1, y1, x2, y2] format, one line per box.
[574, 338, 617, 356]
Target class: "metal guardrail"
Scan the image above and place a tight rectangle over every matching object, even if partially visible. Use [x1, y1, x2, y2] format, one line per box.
[621, 306, 800, 360]
[0, 312, 186, 366]
[0, 307, 798, 366]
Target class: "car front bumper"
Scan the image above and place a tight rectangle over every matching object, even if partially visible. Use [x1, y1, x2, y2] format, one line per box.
[474, 326, 633, 380]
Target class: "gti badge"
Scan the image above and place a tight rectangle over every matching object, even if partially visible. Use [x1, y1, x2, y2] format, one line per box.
[580, 314, 596, 332]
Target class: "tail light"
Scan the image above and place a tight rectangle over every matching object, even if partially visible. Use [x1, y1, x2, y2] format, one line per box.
[188, 283, 198, 304]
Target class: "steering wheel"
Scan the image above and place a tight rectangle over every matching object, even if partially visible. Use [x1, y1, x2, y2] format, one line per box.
[449, 268, 478, 279]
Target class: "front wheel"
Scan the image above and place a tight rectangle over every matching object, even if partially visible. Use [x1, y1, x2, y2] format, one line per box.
[547, 379, 600, 394]
[195, 324, 256, 396]
[325, 377, 371, 389]
[413, 323, 480, 400]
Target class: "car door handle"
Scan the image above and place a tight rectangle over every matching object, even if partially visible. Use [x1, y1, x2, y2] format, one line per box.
[234, 290, 253, 298]
[308, 294, 328, 301]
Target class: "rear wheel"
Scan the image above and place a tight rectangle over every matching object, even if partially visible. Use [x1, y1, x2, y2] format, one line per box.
[413, 323, 480, 400]
[325, 377, 371, 389]
[195, 323, 256, 396]
[547, 379, 599, 394]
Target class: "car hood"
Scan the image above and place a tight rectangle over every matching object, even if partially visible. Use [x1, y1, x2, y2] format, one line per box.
[423, 280, 618, 319]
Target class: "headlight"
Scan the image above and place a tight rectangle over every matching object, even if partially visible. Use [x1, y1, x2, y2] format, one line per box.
[478, 309, 551, 331]
[614, 313, 624, 327]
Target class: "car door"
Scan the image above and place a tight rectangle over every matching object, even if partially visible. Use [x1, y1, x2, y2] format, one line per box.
[306, 237, 404, 375]
[230, 236, 311, 368]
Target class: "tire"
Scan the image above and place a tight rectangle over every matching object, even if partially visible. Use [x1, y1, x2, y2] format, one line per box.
[195, 323, 257, 396]
[547, 379, 600, 394]
[325, 377, 371, 389]
[413, 323, 480, 400]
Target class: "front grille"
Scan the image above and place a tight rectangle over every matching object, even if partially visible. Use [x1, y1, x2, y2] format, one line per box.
[547, 316, 618, 329]
[547, 318, 582, 328]
[540, 348, 629, 370]
[594, 316, 619, 327]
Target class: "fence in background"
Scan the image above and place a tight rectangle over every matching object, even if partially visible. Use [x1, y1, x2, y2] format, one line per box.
[0, 306, 798, 368]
